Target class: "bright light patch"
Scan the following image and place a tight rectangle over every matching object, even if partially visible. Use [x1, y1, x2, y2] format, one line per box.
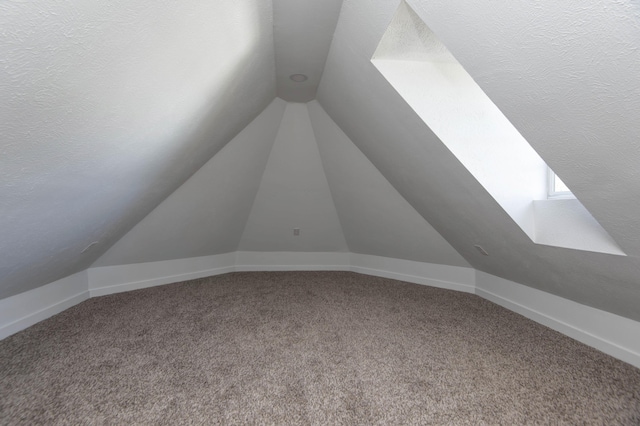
[372, 1, 623, 255]
[554, 174, 571, 194]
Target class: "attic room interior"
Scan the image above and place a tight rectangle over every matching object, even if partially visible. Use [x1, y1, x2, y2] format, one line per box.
[1, 0, 640, 423]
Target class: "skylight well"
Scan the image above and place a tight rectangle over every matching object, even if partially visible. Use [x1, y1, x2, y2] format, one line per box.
[372, 1, 624, 256]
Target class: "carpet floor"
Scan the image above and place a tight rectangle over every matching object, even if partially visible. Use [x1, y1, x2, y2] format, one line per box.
[1, 271, 639, 425]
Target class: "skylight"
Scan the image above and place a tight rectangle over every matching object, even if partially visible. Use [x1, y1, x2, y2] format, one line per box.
[372, 1, 624, 256]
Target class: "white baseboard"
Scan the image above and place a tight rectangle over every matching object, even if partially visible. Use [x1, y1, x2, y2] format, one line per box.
[233, 252, 474, 294]
[475, 270, 640, 369]
[88, 253, 237, 297]
[0, 271, 89, 340]
[350, 253, 476, 293]
[2, 252, 639, 369]
[235, 251, 351, 271]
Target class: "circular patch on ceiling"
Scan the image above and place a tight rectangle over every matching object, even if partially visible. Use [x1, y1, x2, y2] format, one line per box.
[289, 74, 308, 82]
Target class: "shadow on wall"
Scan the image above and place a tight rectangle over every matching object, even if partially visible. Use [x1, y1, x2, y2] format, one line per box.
[0, 0, 275, 299]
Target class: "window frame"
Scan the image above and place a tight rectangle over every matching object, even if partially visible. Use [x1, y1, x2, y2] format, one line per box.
[547, 168, 575, 199]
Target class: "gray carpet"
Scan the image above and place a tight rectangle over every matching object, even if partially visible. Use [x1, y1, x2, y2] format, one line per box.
[1, 271, 639, 425]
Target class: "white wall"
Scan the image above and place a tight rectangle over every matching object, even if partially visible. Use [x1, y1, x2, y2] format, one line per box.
[308, 101, 469, 267]
[94, 99, 286, 266]
[96, 100, 467, 268]
[238, 103, 348, 252]
[0, 0, 276, 299]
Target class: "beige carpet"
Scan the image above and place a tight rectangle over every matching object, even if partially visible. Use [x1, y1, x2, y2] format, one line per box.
[1, 271, 639, 425]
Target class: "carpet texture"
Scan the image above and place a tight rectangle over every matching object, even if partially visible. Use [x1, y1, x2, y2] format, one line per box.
[1, 271, 639, 425]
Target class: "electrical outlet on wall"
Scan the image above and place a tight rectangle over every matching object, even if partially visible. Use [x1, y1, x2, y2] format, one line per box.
[293, 228, 300, 236]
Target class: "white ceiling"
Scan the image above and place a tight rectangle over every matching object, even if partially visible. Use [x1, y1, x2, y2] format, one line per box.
[0, 0, 275, 297]
[2, 0, 640, 323]
[317, 0, 640, 320]
[273, 0, 343, 102]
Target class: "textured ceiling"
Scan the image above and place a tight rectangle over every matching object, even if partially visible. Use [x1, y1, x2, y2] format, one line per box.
[317, 0, 640, 320]
[2, 0, 640, 322]
[273, 0, 343, 102]
[0, 0, 276, 298]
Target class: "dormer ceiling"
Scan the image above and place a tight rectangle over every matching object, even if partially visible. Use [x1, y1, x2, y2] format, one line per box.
[2, 0, 640, 322]
[273, 0, 343, 102]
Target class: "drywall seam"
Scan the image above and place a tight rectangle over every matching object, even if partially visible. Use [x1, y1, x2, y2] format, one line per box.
[0, 271, 89, 340]
[475, 271, 640, 369]
[2, 254, 639, 369]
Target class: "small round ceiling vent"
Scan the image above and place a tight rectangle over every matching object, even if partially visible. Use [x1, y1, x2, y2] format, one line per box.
[289, 74, 308, 82]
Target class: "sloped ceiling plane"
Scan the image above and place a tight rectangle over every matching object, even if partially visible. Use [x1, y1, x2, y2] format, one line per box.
[2, 0, 640, 326]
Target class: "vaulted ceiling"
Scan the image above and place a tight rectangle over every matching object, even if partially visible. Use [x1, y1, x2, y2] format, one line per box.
[2, 0, 640, 321]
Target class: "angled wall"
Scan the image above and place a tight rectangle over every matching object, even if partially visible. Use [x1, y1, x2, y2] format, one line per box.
[97, 99, 470, 269]
[238, 103, 348, 252]
[94, 99, 286, 267]
[308, 101, 469, 268]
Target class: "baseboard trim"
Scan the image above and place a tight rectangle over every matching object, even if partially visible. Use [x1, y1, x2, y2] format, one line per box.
[88, 253, 237, 297]
[350, 253, 475, 293]
[235, 251, 351, 272]
[352, 265, 474, 293]
[90, 266, 236, 297]
[2, 253, 639, 369]
[0, 271, 89, 340]
[475, 271, 640, 369]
